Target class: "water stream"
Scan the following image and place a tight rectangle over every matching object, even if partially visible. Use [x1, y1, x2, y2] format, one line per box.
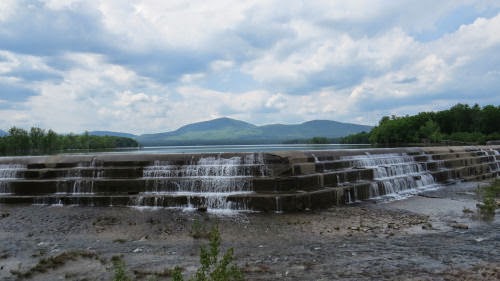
[342, 153, 437, 199]
[140, 153, 267, 211]
[0, 164, 25, 194]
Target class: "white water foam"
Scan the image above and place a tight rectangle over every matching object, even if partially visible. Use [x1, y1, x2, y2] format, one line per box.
[56, 159, 102, 195]
[140, 153, 267, 212]
[0, 164, 25, 194]
[481, 149, 500, 175]
[342, 153, 438, 200]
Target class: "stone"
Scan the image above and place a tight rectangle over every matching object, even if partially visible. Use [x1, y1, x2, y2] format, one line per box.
[451, 223, 469, 230]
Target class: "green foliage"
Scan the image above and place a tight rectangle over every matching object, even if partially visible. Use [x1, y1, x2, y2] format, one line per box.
[175, 226, 243, 281]
[369, 103, 500, 145]
[478, 180, 500, 217]
[112, 257, 132, 281]
[172, 267, 185, 281]
[340, 131, 371, 144]
[0, 126, 139, 156]
[192, 226, 243, 281]
[307, 137, 330, 144]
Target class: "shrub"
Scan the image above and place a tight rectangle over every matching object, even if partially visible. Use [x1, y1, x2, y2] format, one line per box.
[179, 226, 243, 281]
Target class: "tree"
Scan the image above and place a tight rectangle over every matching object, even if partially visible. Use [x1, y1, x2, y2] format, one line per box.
[7, 127, 30, 155]
[418, 120, 441, 143]
[29, 127, 46, 154]
[44, 129, 60, 153]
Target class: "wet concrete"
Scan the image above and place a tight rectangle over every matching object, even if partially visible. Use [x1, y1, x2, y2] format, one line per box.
[0, 181, 499, 280]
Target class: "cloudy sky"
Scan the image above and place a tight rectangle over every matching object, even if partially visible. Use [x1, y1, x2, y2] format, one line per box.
[0, 0, 499, 134]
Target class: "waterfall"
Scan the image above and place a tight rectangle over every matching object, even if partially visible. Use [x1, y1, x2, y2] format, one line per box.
[481, 149, 500, 174]
[342, 153, 437, 199]
[0, 164, 25, 194]
[56, 159, 102, 195]
[141, 153, 267, 211]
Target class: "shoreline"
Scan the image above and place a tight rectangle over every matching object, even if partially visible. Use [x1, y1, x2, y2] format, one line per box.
[0, 181, 499, 280]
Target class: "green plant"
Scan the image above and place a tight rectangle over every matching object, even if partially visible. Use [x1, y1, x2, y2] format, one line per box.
[112, 256, 132, 281]
[477, 180, 500, 217]
[177, 226, 243, 281]
[172, 266, 184, 281]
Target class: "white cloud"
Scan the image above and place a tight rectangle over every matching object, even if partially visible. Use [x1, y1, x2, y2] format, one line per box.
[180, 73, 205, 84]
[14, 53, 172, 133]
[0, 0, 17, 22]
[0, 1, 499, 132]
[0, 50, 57, 76]
[210, 60, 234, 72]
[97, 0, 252, 51]
[42, 0, 83, 10]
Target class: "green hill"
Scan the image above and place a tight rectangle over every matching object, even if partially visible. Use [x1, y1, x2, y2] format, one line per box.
[136, 117, 372, 146]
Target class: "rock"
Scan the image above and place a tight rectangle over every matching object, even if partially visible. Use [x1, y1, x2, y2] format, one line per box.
[451, 223, 469, 230]
[197, 206, 208, 212]
[422, 223, 433, 230]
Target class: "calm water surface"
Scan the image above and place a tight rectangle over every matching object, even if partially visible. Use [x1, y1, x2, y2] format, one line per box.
[89, 144, 371, 154]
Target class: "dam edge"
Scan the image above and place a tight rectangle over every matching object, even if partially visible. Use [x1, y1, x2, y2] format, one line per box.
[0, 145, 499, 212]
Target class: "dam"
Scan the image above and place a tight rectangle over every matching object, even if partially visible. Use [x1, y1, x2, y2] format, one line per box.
[0, 146, 498, 212]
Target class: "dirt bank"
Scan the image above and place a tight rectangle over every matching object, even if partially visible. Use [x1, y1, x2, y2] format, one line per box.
[0, 181, 499, 280]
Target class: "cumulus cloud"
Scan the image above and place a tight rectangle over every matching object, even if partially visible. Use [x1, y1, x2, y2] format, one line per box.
[0, 1, 499, 133]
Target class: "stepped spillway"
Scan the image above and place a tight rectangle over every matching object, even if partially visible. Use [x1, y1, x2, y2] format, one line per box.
[340, 153, 437, 200]
[0, 146, 498, 212]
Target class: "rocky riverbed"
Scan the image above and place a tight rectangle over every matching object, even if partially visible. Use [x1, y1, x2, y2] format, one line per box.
[0, 181, 499, 280]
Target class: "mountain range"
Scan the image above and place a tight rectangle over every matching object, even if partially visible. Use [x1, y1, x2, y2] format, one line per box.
[133, 117, 372, 146]
[1, 118, 372, 145]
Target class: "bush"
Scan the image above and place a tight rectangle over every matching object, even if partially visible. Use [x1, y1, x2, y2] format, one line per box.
[179, 226, 243, 281]
[112, 256, 132, 281]
[478, 180, 500, 217]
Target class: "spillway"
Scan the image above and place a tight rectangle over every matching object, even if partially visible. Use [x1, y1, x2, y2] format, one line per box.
[0, 146, 498, 212]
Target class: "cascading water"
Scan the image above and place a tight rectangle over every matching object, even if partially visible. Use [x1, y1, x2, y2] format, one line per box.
[140, 153, 267, 212]
[56, 159, 102, 195]
[493, 149, 500, 174]
[342, 153, 437, 199]
[480, 149, 500, 175]
[0, 164, 25, 194]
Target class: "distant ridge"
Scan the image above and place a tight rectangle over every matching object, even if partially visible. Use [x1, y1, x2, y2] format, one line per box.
[136, 117, 372, 146]
[0, 129, 7, 137]
[88, 131, 137, 138]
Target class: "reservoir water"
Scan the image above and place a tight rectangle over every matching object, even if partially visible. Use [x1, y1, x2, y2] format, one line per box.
[84, 144, 371, 155]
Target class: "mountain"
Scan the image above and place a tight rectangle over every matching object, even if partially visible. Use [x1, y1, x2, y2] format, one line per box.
[88, 131, 137, 138]
[136, 117, 372, 146]
[138, 118, 262, 145]
[0, 130, 7, 137]
[260, 120, 372, 140]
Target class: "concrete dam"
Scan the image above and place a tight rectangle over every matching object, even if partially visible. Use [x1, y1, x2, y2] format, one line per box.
[0, 146, 499, 212]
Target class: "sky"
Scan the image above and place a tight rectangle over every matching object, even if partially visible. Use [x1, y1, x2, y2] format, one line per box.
[0, 0, 499, 134]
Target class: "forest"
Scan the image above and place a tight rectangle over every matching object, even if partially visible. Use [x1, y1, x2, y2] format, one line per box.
[0, 127, 139, 156]
[341, 104, 500, 145]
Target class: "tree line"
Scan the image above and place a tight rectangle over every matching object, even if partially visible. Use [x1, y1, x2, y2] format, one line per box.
[0, 127, 139, 156]
[341, 104, 500, 145]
